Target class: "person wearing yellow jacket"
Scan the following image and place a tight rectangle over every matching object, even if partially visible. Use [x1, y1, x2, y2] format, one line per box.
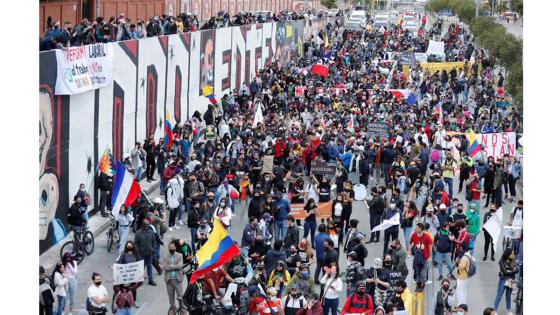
[394, 280, 415, 315]
[268, 261, 292, 298]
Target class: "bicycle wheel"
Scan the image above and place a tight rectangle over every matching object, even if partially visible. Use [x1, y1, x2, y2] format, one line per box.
[60, 241, 85, 264]
[111, 292, 118, 314]
[106, 227, 114, 252]
[83, 231, 95, 255]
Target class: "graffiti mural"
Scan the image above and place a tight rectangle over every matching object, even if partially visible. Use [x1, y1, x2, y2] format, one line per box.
[38, 19, 324, 253]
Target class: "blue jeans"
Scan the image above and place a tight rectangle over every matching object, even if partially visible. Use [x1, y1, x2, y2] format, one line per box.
[135, 166, 144, 181]
[444, 177, 454, 199]
[190, 227, 198, 250]
[403, 227, 413, 251]
[323, 297, 339, 315]
[56, 295, 65, 315]
[118, 226, 129, 254]
[116, 308, 132, 315]
[160, 180, 165, 194]
[494, 276, 513, 310]
[143, 255, 154, 281]
[434, 251, 454, 277]
[303, 220, 317, 246]
[274, 220, 287, 241]
[66, 277, 77, 309]
[177, 203, 185, 222]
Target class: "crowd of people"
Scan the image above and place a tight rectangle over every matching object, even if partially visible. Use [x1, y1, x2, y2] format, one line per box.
[39, 8, 523, 315]
[39, 9, 332, 51]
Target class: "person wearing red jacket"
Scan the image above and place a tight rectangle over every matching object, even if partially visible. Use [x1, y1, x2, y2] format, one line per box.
[274, 137, 287, 160]
[295, 293, 323, 315]
[340, 281, 375, 315]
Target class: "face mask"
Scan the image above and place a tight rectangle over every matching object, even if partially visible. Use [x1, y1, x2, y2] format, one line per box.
[384, 261, 392, 267]
[301, 271, 309, 279]
[442, 285, 450, 291]
[208, 197, 214, 201]
[220, 202, 226, 207]
[470, 208, 475, 213]
[143, 224, 149, 230]
[126, 245, 133, 251]
[390, 203, 396, 209]
[357, 290, 365, 297]
[213, 268, 219, 272]
[457, 209, 463, 213]
[390, 245, 397, 250]
[95, 281, 102, 286]
[169, 249, 176, 254]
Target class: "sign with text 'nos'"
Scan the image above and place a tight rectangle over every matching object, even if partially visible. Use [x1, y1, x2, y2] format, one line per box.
[113, 261, 144, 285]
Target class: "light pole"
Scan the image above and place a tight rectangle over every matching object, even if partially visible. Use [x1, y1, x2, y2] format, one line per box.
[475, 0, 479, 18]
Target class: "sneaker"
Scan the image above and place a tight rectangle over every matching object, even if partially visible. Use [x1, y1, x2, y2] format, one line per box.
[178, 221, 183, 226]
[148, 280, 157, 286]
[491, 256, 495, 261]
[175, 225, 180, 230]
[483, 256, 487, 261]
[134, 301, 140, 308]
[168, 227, 174, 232]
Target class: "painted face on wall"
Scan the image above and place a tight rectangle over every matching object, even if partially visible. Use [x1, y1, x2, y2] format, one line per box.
[39, 91, 59, 240]
[201, 37, 214, 86]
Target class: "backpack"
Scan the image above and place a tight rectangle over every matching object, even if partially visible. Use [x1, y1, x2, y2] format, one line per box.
[434, 232, 451, 253]
[465, 254, 477, 277]
[412, 235, 427, 270]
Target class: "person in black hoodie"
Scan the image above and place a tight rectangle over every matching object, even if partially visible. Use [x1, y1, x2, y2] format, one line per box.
[264, 240, 287, 275]
[187, 201, 203, 250]
[67, 196, 85, 233]
[367, 187, 386, 243]
[283, 215, 300, 252]
[248, 190, 263, 219]
[97, 172, 110, 217]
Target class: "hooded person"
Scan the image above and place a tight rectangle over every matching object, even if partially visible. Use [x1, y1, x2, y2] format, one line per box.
[264, 240, 287, 275]
[283, 264, 314, 298]
[340, 280, 374, 315]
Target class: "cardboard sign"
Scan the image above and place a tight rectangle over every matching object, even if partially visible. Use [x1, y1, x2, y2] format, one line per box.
[310, 160, 337, 177]
[113, 261, 144, 285]
[368, 122, 390, 140]
[262, 155, 274, 174]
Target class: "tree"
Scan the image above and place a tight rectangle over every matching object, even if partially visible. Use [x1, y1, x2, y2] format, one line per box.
[511, 0, 523, 16]
[321, 0, 338, 9]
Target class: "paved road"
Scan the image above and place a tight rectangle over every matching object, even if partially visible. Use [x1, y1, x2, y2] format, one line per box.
[56, 170, 520, 314]
[496, 20, 523, 39]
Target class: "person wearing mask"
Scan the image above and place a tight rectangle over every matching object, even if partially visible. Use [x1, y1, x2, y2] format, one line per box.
[249, 190, 264, 219]
[433, 223, 456, 281]
[465, 203, 480, 255]
[367, 187, 385, 244]
[326, 220, 341, 255]
[242, 216, 259, 256]
[134, 219, 157, 286]
[365, 257, 391, 308]
[214, 197, 233, 231]
[203, 266, 233, 301]
[61, 252, 78, 314]
[161, 241, 184, 313]
[285, 245, 302, 276]
[249, 234, 269, 264]
[456, 304, 469, 315]
[409, 223, 433, 292]
[493, 248, 519, 314]
[441, 153, 456, 199]
[314, 224, 331, 284]
[297, 239, 316, 268]
[343, 219, 360, 254]
[268, 261, 291, 298]
[303, 198, 319, 246]
[87, 273, 110, 315]
[257, 287, 284, 315]
[421, 207, 440, 240]
[320, 265, 343, 315]
[53, 262, 68, 315]
[284, 264, 314, 299]
[186, 200, 203, 250]
[391, 280, 415, 315]
[281, 285, 307, 315]
[97, 171, 111, 217]
[130, 141, 147, 181]
[401, 201, 418, 252]
[382, 200, 400, 255]
[295, 292, 323, 315]
[340, 281, 374, 315]
[450, 220, 470, 259]
[40, 266, 55, 315]
[116, 205, 135, 258]
[344, 252, 365, 296]
[117, 241, 142, 307]
[454, 252, 474, 306]
[432, 278, 455, 315]
[284, 215, 300, 251]
[388, 239, 408, 273]
[165, 174, 182, 231]
[466, 172, 483, 211]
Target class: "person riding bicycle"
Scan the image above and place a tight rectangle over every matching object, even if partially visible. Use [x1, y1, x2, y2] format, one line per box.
[67, 195, 85, 234]
[182, 277, 206, 315]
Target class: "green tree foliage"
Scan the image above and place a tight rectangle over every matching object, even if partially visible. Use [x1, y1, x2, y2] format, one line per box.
[511, 0, 523, 16]
[321, 0, 338, 9]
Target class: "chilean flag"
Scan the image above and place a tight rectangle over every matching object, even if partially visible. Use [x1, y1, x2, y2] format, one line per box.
[111, 162, 141, 216]
[310, 62, 329, 77]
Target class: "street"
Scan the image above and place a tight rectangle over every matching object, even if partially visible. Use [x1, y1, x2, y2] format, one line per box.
[57, 172, 519, 314]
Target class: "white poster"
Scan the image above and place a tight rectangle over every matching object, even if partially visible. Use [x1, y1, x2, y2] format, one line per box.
[426, 40, 445, 58]
[55, 43, 114, 95]
[478, 132, 517, 159]
[113, 261, 145, 285]
[414, 53, 428, 63]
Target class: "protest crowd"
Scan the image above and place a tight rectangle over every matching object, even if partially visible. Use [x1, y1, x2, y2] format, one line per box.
[39, 7, 523, 315]
[39, 9, 334, 51]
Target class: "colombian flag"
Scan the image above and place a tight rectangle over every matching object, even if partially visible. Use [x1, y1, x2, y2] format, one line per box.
[189, 218, 240, 284]
[99, 148, 115, 176]
[164, 111, 174, 150]
[467, 129, 482, 158]
[202, 85, 217, 105]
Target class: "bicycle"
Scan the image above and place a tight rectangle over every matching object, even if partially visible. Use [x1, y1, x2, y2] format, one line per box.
[515, 274, 523, 314]
[60, 224, 95, 264]
[106, 214, 119, 252]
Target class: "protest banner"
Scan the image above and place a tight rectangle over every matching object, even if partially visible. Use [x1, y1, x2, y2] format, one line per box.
[419, 61, 466, 74]
[372, 213, 400, 232]
[426, 40, 445, 57]
[289, 202, 332, 220]
[367, 122, 390, 140]
[113, 261, 144, 285]
[414, 53, 428, 63]
[310, 159, 337, 177]
[262, 155, 274, 174]
[447, 131, 516, 159]
[55, 43, 114, 95]
[398, 52, 416, 65]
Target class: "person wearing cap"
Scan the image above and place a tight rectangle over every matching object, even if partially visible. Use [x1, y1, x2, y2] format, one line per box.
[436, 203, 451, 227]
[421, 205, 440, 238]
[340, 280, 374, 315]
[456, 303, 468, 314]
[281, 283, 307, 315]
[284, 263, 314, 299]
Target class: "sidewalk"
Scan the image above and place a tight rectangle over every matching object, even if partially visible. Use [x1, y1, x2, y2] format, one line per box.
[39, 176, 161, 274]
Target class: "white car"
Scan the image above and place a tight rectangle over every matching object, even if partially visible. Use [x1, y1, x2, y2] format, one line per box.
[327, 9, 339, 17]
[350, 10, 367, 23]
[403, 15, 416, 25]
[345, 17, 365, 31]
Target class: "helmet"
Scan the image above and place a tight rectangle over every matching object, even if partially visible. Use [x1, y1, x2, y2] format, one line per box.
[373, 257, 383, 269]
[232, 265, 244, 278]
[153, 197, 164, 204]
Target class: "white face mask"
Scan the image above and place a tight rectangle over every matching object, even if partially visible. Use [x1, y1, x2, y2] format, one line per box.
[390, 203, 396, 209]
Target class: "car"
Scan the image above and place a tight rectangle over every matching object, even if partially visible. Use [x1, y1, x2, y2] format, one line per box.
[345, 17, 365, 31]
[403, 15, 416, 24]
[349, 10, 367, 22]
[327, 9, 339, 17]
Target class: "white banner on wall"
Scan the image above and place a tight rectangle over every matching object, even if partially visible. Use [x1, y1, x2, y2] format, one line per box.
[55, 43, 114, 95]
[426, 40, 445, 58]
[113, 261, 144, 285]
